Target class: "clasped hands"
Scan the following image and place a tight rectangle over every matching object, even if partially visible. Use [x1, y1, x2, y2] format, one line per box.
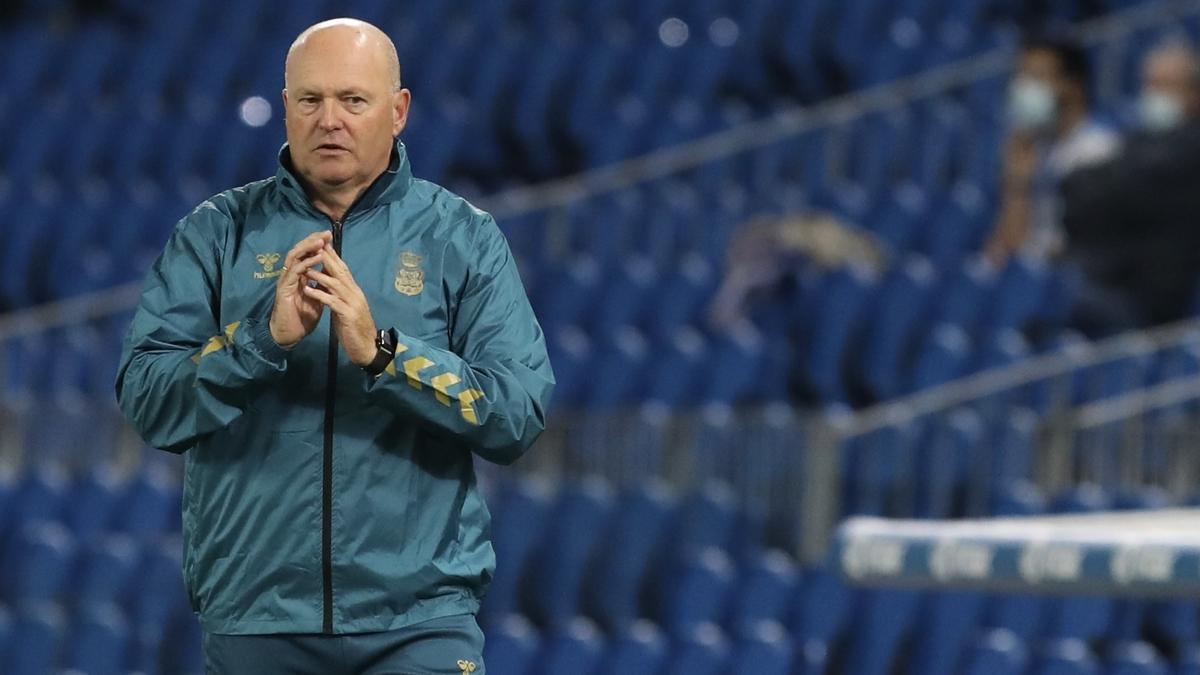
[268, 231, 380, 366]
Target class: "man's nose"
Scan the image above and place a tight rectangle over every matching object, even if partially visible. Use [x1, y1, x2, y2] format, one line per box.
[317, 100, 342, 130]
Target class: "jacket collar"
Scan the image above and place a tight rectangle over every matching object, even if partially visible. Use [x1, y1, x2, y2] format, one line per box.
[275, 137, 413, 220]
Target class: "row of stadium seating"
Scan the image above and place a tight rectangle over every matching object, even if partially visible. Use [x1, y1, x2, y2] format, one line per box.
[0, 0, 1110, 193]
[3, 462, 1199, 675]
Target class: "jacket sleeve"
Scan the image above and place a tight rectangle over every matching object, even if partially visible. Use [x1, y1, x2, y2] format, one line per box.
[115, 207, 291, 453]
[364, 216, 555, 465]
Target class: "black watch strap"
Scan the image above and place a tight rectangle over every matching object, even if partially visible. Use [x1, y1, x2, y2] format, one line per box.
[362, 328, 398, 377]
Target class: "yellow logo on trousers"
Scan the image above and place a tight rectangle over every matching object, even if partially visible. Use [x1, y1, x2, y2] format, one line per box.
[457, 660, 477, 674]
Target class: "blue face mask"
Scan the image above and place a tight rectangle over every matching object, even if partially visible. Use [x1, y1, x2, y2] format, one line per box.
[1008, 77, 1058, 132]
[1138, 91, 1185, 132]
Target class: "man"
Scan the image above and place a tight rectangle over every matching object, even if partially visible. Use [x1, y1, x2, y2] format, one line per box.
[1061, 39, 1200, 334]
[1135, 38, 1200, 132]
[116, 18, 553, 674]
[985, 36, 1119, 263]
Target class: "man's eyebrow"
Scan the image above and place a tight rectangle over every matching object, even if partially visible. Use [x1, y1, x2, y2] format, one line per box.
[289, 88, 369, 97]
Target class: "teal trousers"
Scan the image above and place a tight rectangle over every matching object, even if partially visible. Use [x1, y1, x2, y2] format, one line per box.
[201, 614, 485, 675]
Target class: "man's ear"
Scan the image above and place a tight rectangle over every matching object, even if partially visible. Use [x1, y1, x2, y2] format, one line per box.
[281, 88, 289, 115]
[393, 88, 411, 137]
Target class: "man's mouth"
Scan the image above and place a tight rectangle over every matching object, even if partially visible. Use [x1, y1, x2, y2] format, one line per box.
[316, 143, 349, 153]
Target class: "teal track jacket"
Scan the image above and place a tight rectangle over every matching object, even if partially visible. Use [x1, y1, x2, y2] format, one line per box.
[116, 140, 554, 634]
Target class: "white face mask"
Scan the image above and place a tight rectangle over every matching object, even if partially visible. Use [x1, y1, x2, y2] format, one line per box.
[1008, 77, 1058, 131]
[1138, 91, 1185, 132]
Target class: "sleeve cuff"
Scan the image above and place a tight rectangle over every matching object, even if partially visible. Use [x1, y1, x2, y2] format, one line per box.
[248, 318, 291, 364]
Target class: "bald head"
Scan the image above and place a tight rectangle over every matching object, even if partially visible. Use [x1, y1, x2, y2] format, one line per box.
[281, 18, 411, 217]
[286, 18, 401, 92]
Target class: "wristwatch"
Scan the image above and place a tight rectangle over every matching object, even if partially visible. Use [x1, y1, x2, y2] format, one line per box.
[362, 327, 398, 377]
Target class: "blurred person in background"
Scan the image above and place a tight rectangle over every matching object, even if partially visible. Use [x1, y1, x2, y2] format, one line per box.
[985, 36, 1120, 264]
[116, 18, 553, 674]
[1060, 38, 1200, 335]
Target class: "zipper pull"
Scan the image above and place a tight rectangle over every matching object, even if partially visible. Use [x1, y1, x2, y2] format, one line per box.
[332, 220, 344, 254]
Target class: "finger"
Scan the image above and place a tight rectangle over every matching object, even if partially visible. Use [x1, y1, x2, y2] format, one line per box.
[302, 285, 351, 315]
[321, 244, 353, 278]
[303, 269, 346, 294]
[285, 233, 330, 268]
[280, 251, 323, 287]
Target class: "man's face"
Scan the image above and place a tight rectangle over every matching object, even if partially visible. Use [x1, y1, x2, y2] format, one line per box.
[1143, 50, 1199, 113]
[283, 28, 410, 195]
[1018, 48, 1069, 102]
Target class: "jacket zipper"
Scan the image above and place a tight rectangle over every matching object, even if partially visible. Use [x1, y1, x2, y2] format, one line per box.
[322, 218, 343, 634]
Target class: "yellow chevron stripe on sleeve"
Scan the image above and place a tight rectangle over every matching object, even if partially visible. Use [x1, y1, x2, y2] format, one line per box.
[457, 388, 483, 425]
[199, 335, 227, 359]
[403, 357, 435, 389]
[430, 372, 462, 406]
[224, 321, 241, 342]
[383, 344, 411, 378]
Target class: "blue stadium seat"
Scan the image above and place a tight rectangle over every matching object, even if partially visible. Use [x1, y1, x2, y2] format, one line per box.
[1034, 638, 1102, 675]
[922, 181, 991, 269]
[3, 602, 64, 675]
[986, 253, 1053, 333]
[65, 602, 131, 675]
[75, 534, 139, 608]
[595, 620, 667, 675]
[585, 326, 651, 406]
[526, 478, 615, 627]
[642, 329, 709, 407]
[1049, 596, 1114, 643]
[673, 623, 731, 675]
[1106, 641, 1169, 675]
[909, 591, 989, 675]
[906, 322, 973, 393]
[536, 617, 606, 674]
[481, 478, 553, 621]
[844, 421, 920, 517]
[5, 520, 75, 603]
[803, 264, 879, 403]
[914, 408, 981, 518]
[1176, 643, 1200, 675]
[990, 407, 1038, 494]
[986, 593, 1047, 643]
[932, 256, 998, 331]
[844, 588, 922, 675]
[963, 628, 1029, 675]
[791, 567, 856, 667]
[127, 539, 187, 636]
[729, 620, 794, 675]
[482, 614, 539, 675]
[586, 481, 675, 631]
[661, 546, 736, 638]
[0, 603, 10, 667]
[726, 550, 800, 637]
[857, 255, 937, 401]
[65, 462, 124, 542]
[114, 464, 176, 536]
[1146, 601, 1200, 649]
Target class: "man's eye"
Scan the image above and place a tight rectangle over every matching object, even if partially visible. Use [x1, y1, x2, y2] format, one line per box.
[347, 97, 365, 105]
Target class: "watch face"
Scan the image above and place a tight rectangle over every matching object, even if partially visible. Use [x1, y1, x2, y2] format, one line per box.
[378, 329, 396, 354]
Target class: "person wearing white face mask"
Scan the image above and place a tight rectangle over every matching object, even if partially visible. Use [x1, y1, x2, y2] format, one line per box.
[985, 37, 1120, 265]
[1137, 40, 1200, 132]
[1056, 39, 1200, 335]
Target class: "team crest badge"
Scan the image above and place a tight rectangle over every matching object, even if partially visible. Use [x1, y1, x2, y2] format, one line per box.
[395, 251, 424, 296]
